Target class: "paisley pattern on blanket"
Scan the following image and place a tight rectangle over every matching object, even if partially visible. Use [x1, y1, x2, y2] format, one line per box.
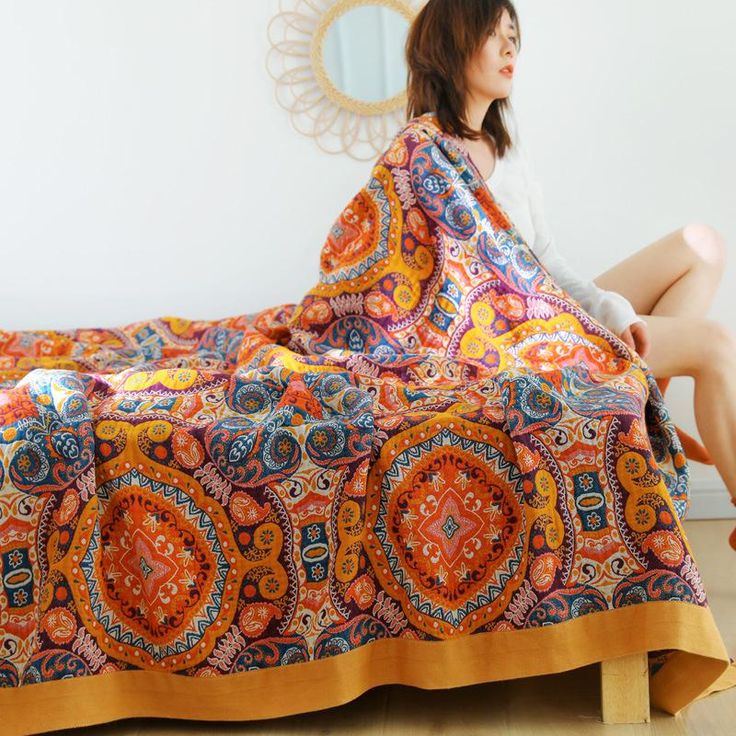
[1, 112, 733, 734]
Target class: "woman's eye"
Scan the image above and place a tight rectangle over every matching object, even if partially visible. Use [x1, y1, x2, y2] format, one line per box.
[490, 30, 517, 44]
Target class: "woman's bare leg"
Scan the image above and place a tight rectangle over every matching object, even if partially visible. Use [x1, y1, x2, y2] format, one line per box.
[590, 223, 735, 501]
[633, 315, 736, 502]
[592, 223, 726, 317]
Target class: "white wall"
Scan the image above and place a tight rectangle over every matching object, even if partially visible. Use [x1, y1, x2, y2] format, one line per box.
[0, 1, 734, 516]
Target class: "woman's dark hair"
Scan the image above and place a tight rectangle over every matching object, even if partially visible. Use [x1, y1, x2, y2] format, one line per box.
[405, 0, 521, 157]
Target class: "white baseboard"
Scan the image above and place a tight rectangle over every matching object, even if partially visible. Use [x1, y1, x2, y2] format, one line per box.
[686, 485, 736, 520]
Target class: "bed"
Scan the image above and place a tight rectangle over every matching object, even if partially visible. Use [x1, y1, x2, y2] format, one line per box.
[1, 111, 734, 734]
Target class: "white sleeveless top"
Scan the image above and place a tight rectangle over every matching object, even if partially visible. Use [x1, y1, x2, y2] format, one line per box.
[481, 135, 642, 336]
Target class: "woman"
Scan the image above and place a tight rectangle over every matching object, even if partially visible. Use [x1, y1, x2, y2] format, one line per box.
[405, 0, 736, 520]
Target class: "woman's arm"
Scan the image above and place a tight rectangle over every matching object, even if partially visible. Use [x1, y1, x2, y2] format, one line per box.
[516, 136, 645, 336]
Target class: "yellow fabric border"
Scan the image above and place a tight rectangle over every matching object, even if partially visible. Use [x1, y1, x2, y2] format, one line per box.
[1, 600, 732, 736]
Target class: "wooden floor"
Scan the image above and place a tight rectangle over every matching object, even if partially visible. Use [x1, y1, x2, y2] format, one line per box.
[55, 519, 735, 736]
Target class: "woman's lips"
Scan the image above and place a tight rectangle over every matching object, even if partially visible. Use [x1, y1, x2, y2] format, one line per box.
[500, 66, 514, 77]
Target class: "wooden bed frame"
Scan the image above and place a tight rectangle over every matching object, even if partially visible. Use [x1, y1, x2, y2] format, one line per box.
[600, 652, 650, 723]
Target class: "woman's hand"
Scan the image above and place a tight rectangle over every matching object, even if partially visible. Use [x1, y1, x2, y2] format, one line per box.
[618, 320, 650, 359]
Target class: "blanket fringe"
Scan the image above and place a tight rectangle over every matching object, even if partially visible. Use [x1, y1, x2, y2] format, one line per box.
[697, 661, 736, 699]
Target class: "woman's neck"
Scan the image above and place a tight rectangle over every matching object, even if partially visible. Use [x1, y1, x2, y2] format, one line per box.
[463, 98, 494, 135]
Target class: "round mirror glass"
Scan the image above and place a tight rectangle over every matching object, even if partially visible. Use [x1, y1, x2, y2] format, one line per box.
[322, 5, 410, 103]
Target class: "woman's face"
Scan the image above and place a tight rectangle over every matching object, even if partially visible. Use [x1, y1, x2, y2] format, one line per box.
[464, 9, 519, 103]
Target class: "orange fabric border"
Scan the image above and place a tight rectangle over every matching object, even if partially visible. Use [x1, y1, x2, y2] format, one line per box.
[1, 600, 732, 736]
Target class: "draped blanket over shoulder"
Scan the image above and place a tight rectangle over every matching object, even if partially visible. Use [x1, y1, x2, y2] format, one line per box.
[0, 112, 733, 735]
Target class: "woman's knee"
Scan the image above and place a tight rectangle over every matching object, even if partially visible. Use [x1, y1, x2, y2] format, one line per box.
[681, 222, 727, 269]
[693, 318, 736, 378]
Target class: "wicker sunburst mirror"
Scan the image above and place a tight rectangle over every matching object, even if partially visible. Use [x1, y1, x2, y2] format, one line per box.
[266, 0, 423, 161]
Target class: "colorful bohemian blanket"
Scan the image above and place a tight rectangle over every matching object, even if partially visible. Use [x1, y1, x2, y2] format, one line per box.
[1, 111, 734, 734]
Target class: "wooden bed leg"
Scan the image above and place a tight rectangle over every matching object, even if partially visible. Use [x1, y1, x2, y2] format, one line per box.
[600, 652, 651, 723]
